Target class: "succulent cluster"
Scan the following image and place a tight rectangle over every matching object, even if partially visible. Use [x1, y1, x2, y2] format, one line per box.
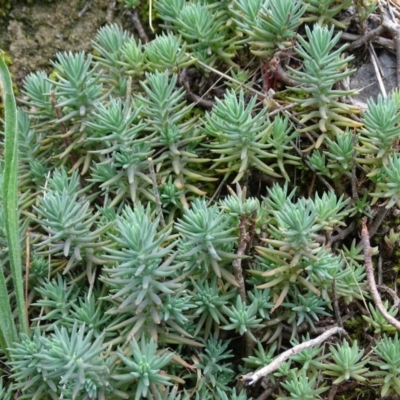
[1, 0, 400, 399]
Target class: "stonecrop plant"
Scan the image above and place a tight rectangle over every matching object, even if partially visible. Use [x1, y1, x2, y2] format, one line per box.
[287, 24, 362, 141]
[2, 0, 400, 399]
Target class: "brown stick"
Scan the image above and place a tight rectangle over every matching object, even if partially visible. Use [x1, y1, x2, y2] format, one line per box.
[341, 31, 394, 51]
[256, 382, 280, 400]
[179, 68, 215, 109]
[330, 221, 356, 244]
[367, 207, 390, 239]
[148, 157, 165, 229]
[240, 326, 346, 385]
[361, 217, 400, 332]
[232, 208, 255, 358]
[328, 384, 338, 400]
[381, 5, 400, 86]
[346, 25, 385, 51]
[78, 0, 93, 17]
[128, 9, 149, 44]
[233, 215, 249, 303]
[268, 54, 297, 87]
[377, 284, 400, 308]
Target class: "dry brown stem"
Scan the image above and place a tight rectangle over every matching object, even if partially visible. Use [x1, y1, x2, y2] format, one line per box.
[231, 204, 256, 358]
[346, 25, 385, 51]
[128, 9, 149, 43]
[377, 284, 400, 308]
[381, 3, 400, 86]
[367, 207, 390, 238]
[179, 68, 215, 109]
[232, 214, 250, 303]
[361, 217, 400, 331]
[148, 157, 165, 229]
[240, 326, 346, 386]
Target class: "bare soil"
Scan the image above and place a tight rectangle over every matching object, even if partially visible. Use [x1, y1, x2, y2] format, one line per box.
[0, 0, 125, 84]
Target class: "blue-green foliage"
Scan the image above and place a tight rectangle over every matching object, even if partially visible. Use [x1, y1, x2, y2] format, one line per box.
[4, 1, 399, 398]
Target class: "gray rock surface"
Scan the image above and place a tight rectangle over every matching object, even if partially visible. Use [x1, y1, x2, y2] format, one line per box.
[350, 50, 397, 104]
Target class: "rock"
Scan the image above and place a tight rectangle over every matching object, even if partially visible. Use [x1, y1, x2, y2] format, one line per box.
[350, 49, 397, 104]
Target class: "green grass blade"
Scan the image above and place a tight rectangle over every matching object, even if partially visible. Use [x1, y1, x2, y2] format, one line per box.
[0, 329, 9, 359]
[0, 52, 28, 342]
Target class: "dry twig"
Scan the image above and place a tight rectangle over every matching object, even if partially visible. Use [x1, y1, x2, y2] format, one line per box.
[341, 31, 394, 51]
[230, 195, 257, 358]
[179, 68, 215, 109]
[381, 2, 400, 86]
[232, 214, 250, 303]
[346, 25, 385, 51]
[330, 221, 356, 244]
[377, 284, 400, 308]
[78, 0, 93, 17]
[369, 42, 387, 97]
[256, 382, 280, 400]
[367, 207, 390, 238]
[267, 52, 297, 87]
[148, 157, 166, 229]
[240, 326, 346, 385]
[328, 384, 339, 400]
[361, 217, 400, 331]
[128, 9, 149, 43]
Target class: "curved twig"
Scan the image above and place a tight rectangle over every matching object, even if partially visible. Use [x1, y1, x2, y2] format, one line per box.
[240, 326, 346, 385]
[361, 217, 400, 332]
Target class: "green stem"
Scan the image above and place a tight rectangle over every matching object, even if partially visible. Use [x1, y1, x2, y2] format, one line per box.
[0, 52, 28, 345]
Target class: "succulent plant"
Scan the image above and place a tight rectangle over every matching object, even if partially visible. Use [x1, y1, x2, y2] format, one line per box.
[322, 340, 369, 384]
[231, 0, 305, 58]
[367, 334, 400, 397]
[288, 25, 362, 141]
[204, 89, 280, 183]
[2, 2, 400, 399]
